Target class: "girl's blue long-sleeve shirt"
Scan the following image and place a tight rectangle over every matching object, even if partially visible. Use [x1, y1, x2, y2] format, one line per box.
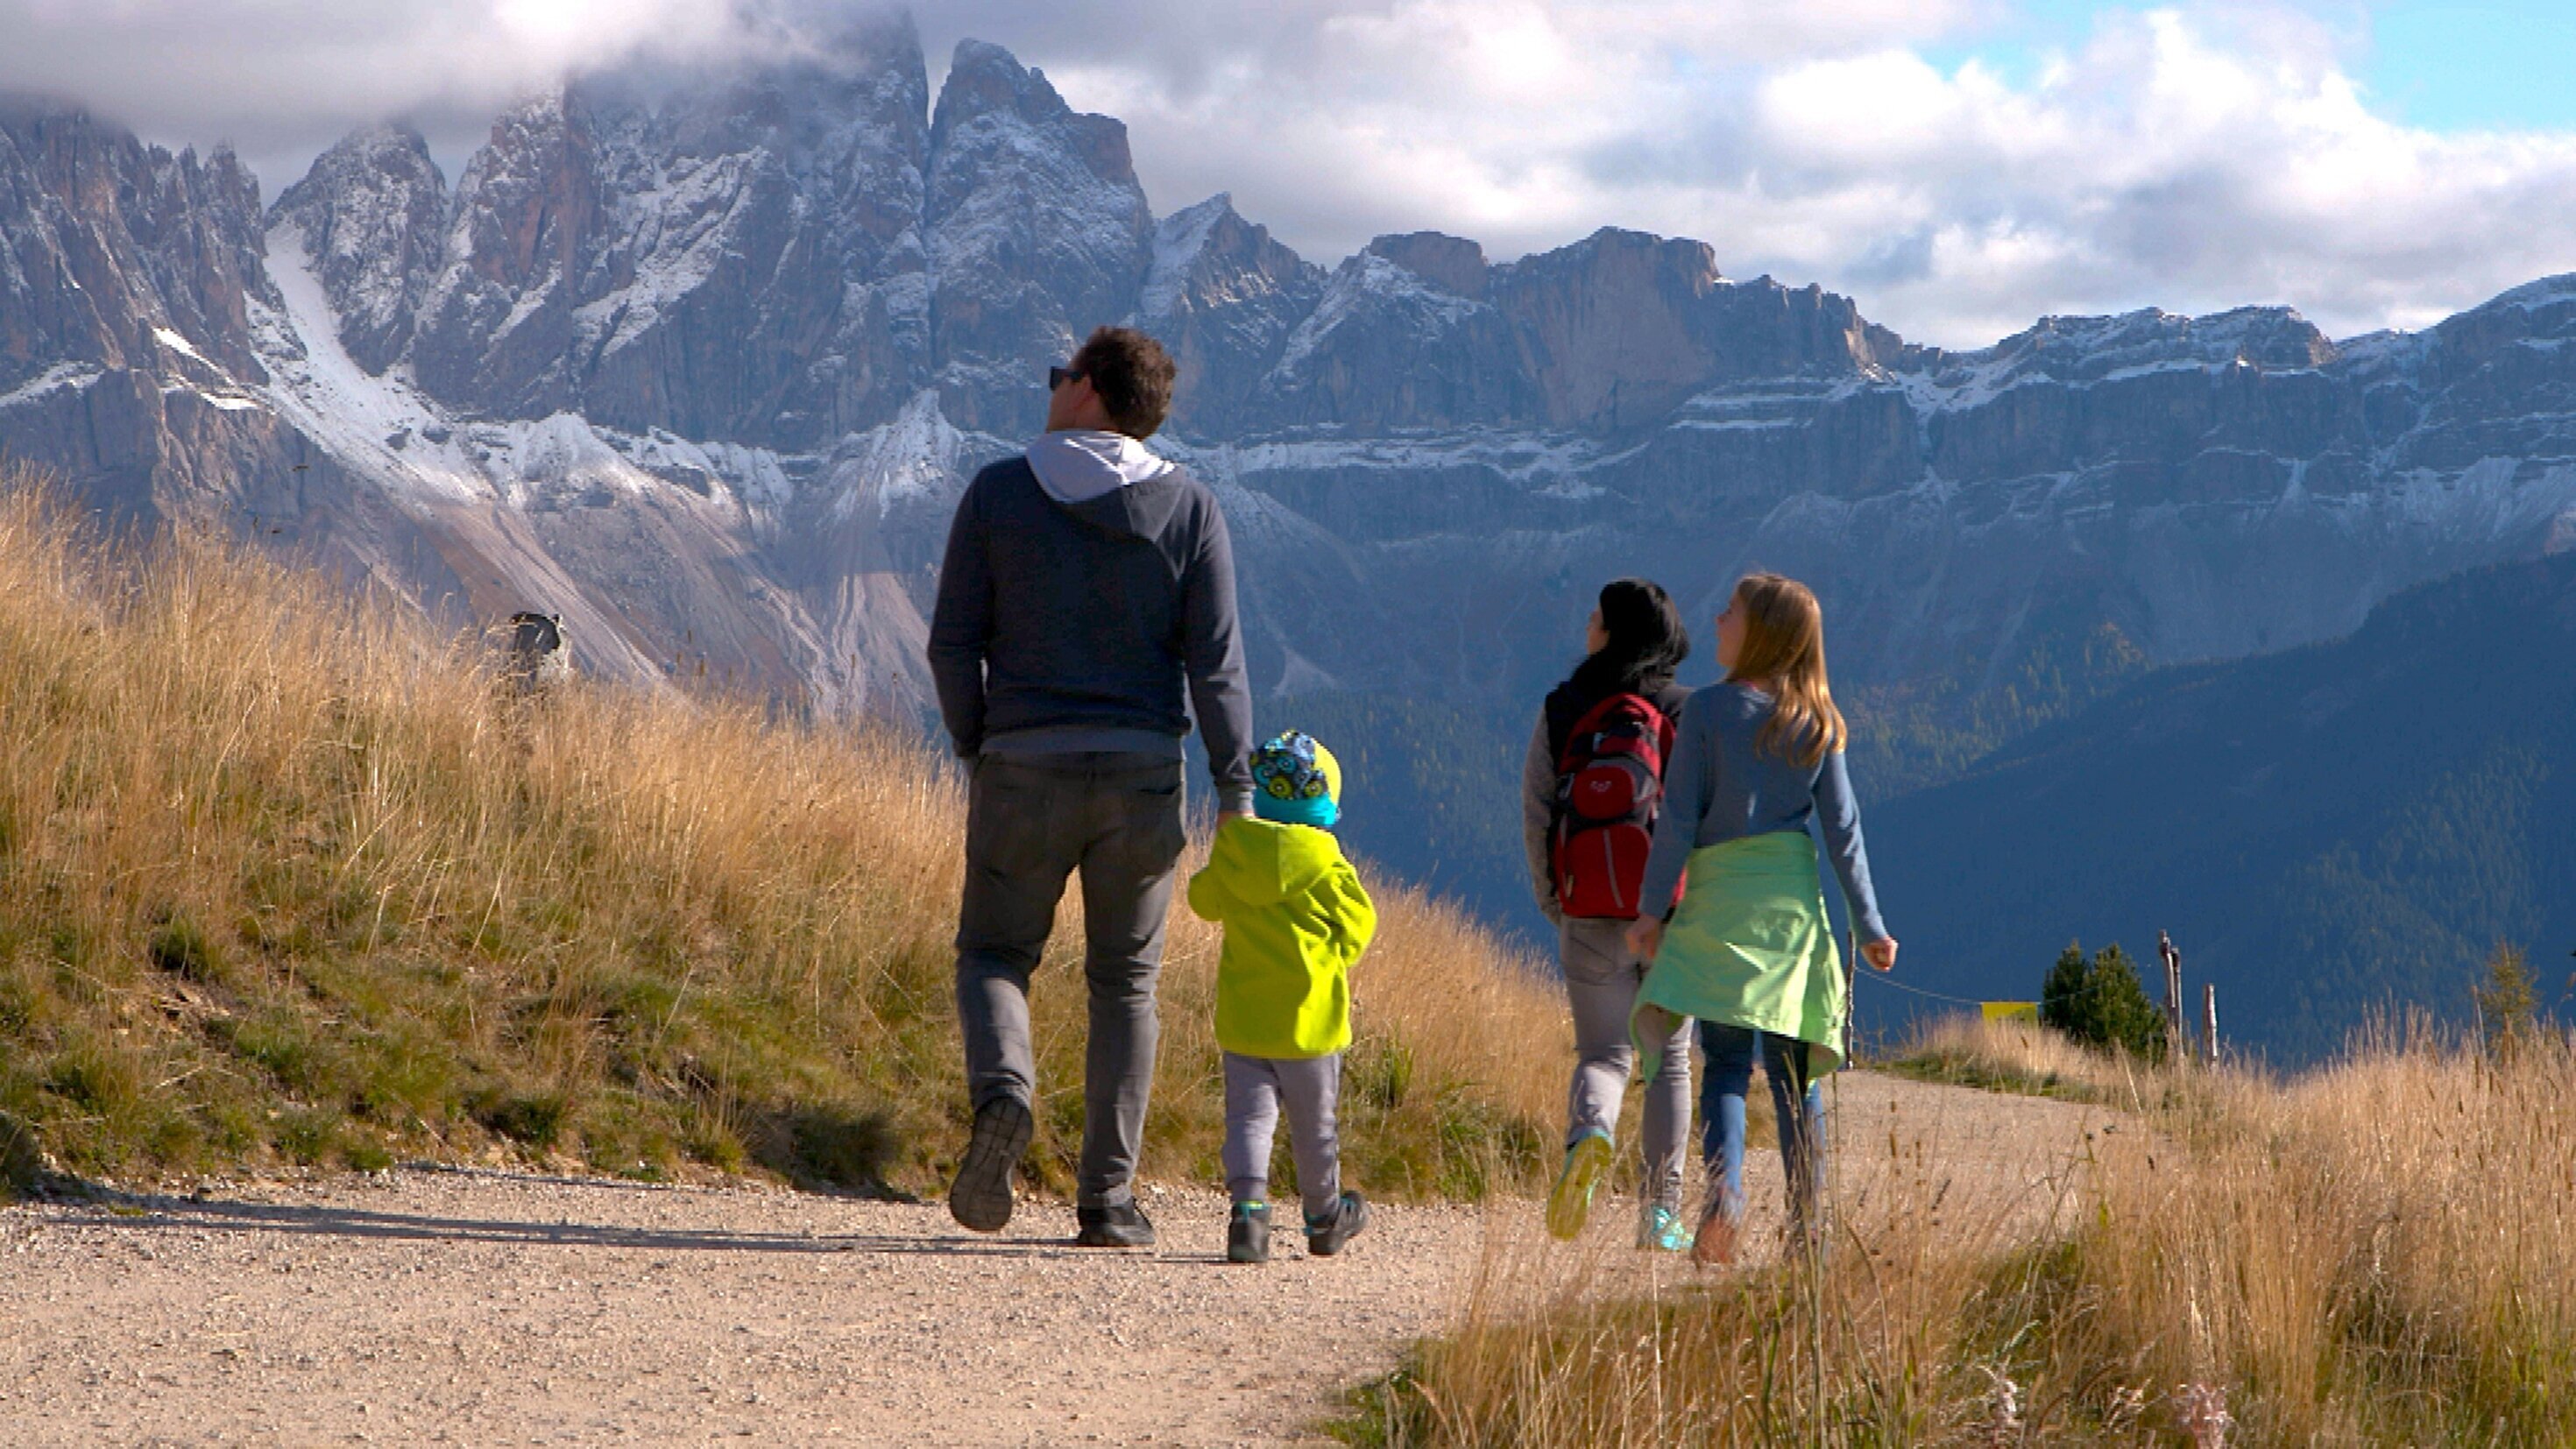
[1638, 682, 1889, 943]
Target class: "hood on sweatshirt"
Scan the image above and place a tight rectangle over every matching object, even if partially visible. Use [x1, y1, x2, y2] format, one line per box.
[1028, 429, 1186, 542]
[1200, 816, 1342, 908]
[1030, 429, 1175, 502]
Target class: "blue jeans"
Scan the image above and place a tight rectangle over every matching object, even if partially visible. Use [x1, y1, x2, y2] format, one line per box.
[1697, 1021, 1826, 1240]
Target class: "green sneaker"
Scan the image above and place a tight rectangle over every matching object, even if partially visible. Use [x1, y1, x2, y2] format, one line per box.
[1637, 1203, 1692, 1252]
[1546, 1132, 1613, 1240]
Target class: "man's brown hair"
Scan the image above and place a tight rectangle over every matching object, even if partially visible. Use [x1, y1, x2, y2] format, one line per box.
[1070, 326, 1178, 439]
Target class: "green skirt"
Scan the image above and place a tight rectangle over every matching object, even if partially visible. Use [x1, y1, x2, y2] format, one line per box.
[1637, 832, 1847, 1076]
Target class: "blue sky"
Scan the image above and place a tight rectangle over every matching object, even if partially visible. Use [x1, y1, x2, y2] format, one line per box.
[10, 0, 2576, 346]
[2359, 2, 2576, 131]
[1942, 2, 2576, 131]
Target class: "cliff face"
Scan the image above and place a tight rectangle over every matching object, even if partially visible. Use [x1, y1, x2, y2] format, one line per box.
[6, 24, 2576, 796]
[271, 126, 449, 376]
[0, 99, 304, 523]
[924, 39, 1152, 435]
[402, 12, 935, 449]
[1133, 194, 1325, 434]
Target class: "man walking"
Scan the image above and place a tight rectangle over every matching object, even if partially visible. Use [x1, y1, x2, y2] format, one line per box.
[928, 326, 1255, 1248]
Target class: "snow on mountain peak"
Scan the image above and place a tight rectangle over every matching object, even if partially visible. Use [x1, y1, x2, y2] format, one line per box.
[931, 40, 1076, 143]
[271, 124, 449, 375]
[1364, 232, 1490, 299]
[922, 37, 1150, 431]
[1140, 194, 1236, 320]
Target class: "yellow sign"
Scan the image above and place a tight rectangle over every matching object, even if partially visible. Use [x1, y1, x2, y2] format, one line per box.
[1981, 1001, 2040, 1023]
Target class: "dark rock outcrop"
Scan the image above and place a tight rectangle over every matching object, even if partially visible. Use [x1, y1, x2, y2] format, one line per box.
[407, 11, 933, 449]
[270, 125, 449, 374]
[1133, 194, 1324, 434]
[923, 39, 1151, 434]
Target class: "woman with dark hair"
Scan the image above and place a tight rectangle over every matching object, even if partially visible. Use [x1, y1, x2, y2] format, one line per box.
[1520, 579, 1697, 1249]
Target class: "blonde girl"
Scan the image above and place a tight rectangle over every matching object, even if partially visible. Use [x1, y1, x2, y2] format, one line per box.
[1626, 574, 1898, 1264]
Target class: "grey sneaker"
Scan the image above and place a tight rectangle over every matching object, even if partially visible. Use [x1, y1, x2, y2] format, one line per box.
[947, 1097, 1033, 1233]
[1227, 1202, 1272, 1264]
[1305, 1191, 1369, 1257]
[1074, 1202, 1157, 1248]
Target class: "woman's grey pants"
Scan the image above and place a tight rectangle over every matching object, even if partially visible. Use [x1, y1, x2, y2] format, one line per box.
[1223, 1051, 1342, 1220]
[1561, 916, 1692, 1212]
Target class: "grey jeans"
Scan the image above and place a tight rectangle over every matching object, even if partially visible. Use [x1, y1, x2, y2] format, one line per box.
[1562, 916, 1692, 1212]
[955, 752, 1186, 1209]
[1222, 1051, 1342, 1219]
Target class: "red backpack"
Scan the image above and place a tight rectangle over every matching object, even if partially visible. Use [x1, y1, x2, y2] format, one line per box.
[1551, 692, 1679, 920]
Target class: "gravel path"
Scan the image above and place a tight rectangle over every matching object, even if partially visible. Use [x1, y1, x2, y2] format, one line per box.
[0, 1074, 2105, 1446]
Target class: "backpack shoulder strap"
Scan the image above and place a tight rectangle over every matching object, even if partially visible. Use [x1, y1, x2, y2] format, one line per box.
[1558, 691, 1672, 773]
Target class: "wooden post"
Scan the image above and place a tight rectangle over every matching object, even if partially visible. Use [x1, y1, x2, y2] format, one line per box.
[2202, 982, 2220, 1067]
[2159, 930, 2185, 1057]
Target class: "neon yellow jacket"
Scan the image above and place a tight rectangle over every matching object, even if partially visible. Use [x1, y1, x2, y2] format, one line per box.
[1187, 817, 1377, 1058]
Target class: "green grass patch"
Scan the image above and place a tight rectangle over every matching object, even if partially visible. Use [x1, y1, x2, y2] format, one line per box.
[1879, 1050, 2109, 1104]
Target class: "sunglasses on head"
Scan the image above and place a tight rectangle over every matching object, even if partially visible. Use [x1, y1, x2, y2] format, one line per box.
[1048, 365, 1083, 392]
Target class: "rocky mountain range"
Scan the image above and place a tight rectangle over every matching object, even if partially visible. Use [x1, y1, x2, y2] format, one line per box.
[6, 7, 2576, 1042]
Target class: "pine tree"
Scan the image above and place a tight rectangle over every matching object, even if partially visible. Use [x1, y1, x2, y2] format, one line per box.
[2040, 940, 2167, 1061]
[2473, 941, 2538, 1059]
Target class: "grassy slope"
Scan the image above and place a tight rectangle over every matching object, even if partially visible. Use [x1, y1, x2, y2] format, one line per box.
[1879, 1014, 2156, 1106]
[0, 484, 1572, 1201]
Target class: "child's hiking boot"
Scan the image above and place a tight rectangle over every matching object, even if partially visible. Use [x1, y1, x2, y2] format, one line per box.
[1305, 1191, 1369, 1257]
[1074, 1201, 1157, 1248]
[1637, 1202, 1693, 1253]
[948, 1096, 1033, 1233]
[1227, 1201, 1272, 1265]
[1546, 1131, 1613, 1240]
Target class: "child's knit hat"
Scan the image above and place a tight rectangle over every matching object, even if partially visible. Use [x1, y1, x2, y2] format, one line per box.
[1250, 731, 1342, 829]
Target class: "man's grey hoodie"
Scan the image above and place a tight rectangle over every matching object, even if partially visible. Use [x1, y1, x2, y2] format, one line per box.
[928, 428, 1256, 813]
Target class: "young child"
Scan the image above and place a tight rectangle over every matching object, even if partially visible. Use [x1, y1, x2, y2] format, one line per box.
[1187, 730, 1377, 1264]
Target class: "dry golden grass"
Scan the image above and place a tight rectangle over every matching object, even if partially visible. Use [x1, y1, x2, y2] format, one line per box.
[1348, 1021, 2576, 1446]
[1886, 1013, 2159, 1106]
[2057, 1023, 2576, 1445]
[0, 477, 1570, 1199]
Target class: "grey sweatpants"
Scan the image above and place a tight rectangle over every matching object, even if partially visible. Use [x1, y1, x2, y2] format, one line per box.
[1222, 1051, 1343, 1220]
[954, 752, 1186, 1209]
[1562, 916, 1692, 1212]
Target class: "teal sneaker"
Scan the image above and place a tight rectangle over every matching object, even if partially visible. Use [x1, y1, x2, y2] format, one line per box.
[1637, 1203, 1692, 1253]
[1546, 1131, 1613, 1240]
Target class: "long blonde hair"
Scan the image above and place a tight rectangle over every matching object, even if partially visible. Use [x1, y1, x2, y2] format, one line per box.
[1728, 573, 1847, 769]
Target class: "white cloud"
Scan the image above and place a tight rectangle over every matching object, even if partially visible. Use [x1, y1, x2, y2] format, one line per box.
[0, 0, 766, 186]
[1726, 9, 2576, 343]
[919, 0, 2576, 345]
[9, 0, 2576, 347]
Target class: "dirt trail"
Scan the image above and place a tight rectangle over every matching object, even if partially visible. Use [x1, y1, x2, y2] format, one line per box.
[0, 1074, 2105, 1447]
